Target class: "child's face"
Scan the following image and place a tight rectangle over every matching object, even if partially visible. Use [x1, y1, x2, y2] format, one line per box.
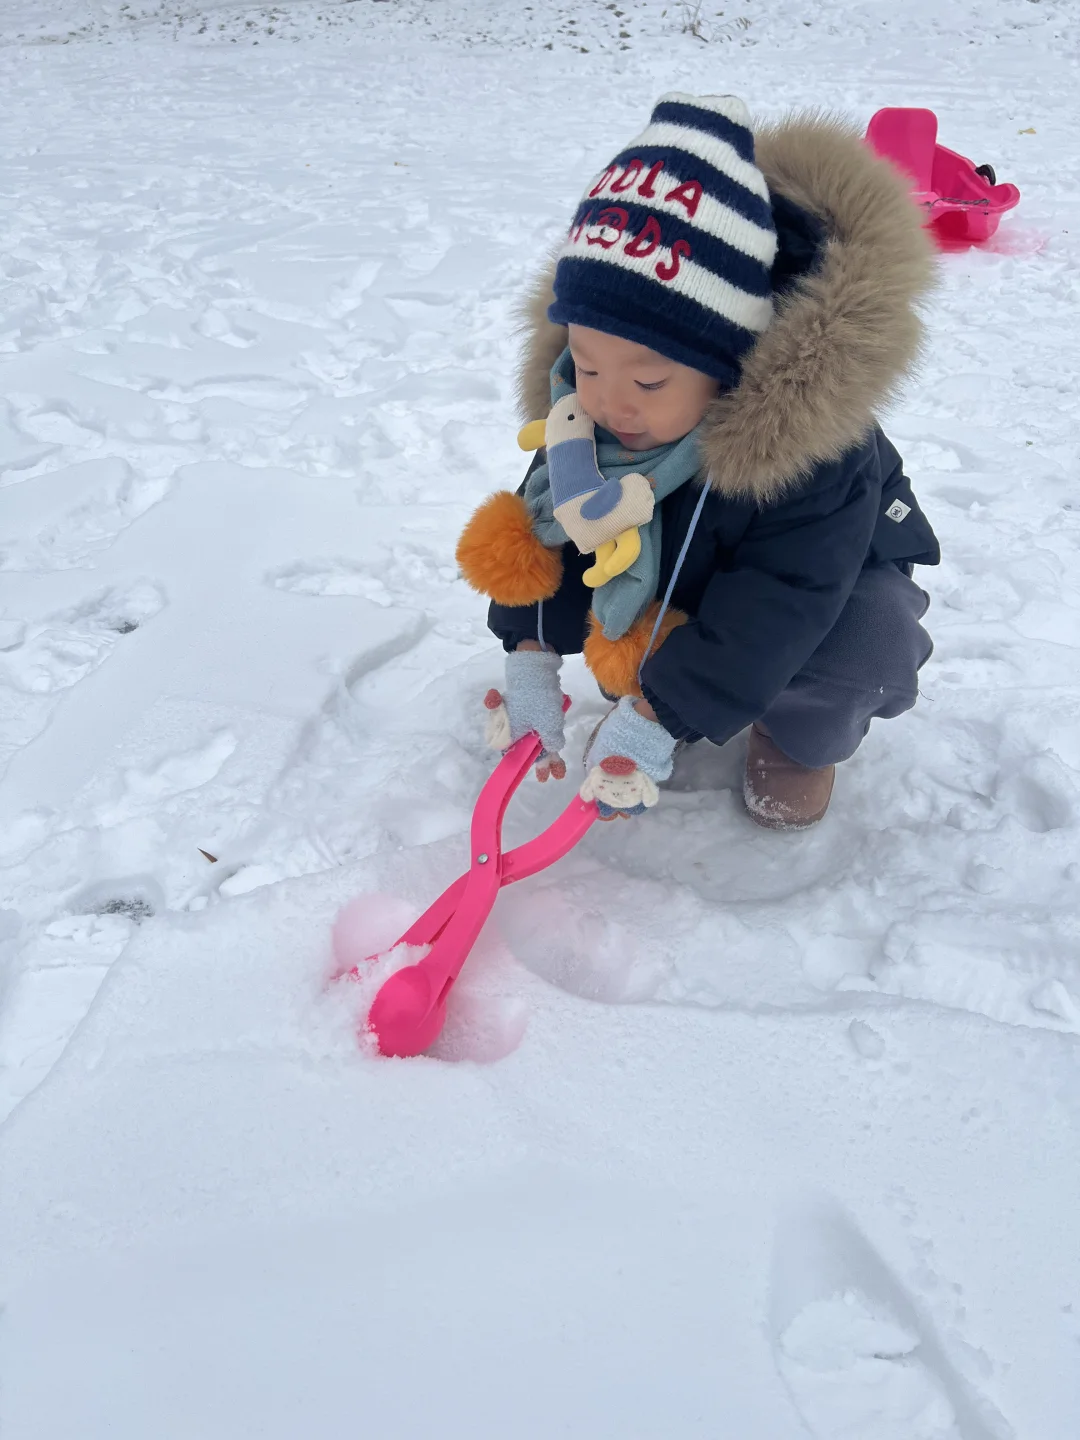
[567, 324, 718, 450]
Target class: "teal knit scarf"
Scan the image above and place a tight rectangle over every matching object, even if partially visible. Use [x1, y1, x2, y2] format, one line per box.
[523, 348, 705, 640]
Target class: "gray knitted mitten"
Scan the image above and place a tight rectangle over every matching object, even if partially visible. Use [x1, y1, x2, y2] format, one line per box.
[580, 696, 676, 817]
[485, 649, 566, 782]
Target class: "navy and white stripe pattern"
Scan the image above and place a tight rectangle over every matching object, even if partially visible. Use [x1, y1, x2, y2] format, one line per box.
[548, 94, 778, 386]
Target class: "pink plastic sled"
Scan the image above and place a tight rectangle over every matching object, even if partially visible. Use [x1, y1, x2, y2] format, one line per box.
[342, 714, 598, 1058]
[866, 108, 1020, 246]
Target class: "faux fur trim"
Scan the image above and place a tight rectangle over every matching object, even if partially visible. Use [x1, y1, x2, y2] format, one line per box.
[514, 112, 937, 505]
[456, 490, 564, 606]
[515, 256, 569, 429]
[584, 604, 688, 699]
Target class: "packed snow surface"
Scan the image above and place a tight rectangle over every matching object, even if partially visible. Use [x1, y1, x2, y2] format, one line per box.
[1, 1, 1078, 1436]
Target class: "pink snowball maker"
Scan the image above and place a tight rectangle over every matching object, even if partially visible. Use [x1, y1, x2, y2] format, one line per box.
[337, 702, 598, 1059]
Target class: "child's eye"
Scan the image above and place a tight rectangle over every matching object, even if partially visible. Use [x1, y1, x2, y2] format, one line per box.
[577, 368, 598, 377]
[636, 380, 667, 392]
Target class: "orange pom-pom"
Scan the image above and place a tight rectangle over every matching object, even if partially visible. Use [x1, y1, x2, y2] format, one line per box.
[584, 603, 688, 699]
[456, 491, 563, 607]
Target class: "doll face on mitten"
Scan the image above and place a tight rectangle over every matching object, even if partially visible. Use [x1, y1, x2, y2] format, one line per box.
[568, 324, 719, 451]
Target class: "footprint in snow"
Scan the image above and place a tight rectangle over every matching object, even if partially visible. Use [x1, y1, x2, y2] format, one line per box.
[994, 753, 1076, 834]
[0, 459, 171, 573]
[0, 580, 164, 785]
[88, 728, 239, 828]
[9, 396, 106, 448]
[770, 1197, 1013, 1440]
[0, 580, 164, 696]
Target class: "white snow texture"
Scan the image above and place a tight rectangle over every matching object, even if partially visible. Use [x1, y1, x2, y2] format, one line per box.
[0, 2, 1078, 1438]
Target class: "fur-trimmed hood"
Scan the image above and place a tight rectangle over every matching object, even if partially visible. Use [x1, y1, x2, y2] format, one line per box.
[514, 112, 937, 505]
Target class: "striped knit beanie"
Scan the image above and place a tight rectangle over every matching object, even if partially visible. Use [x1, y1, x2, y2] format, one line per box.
[548, 93, 777, 388]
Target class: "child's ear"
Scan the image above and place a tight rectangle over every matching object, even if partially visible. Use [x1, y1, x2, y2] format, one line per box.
[456, 491, 563, 607]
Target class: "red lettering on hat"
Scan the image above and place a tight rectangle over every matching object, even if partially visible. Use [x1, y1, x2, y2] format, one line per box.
[664, 179, 703, 219]
[637, 160, 665, 199]
[623, 216, 662, 259]
[569, 207, 593, 243]
[587, 164, 618, 198]
[611, 159, 644, 193]
[586, 207, 629, 249]
[656, 239, 691, 282]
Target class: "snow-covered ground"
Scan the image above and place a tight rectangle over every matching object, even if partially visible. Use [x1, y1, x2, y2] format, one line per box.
[1, 1, 1078, 1436]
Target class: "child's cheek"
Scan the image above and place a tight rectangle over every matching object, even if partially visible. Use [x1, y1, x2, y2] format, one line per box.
[576, 387, 601, 427]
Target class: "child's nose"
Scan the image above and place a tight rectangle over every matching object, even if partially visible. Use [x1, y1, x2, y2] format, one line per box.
[606, 389, 640, 428]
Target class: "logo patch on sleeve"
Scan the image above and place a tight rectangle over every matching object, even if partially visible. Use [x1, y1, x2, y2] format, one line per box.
[885, 500, 912, 523]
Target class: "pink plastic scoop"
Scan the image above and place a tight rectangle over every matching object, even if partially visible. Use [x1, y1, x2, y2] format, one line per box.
[343, 714, 597, 1058]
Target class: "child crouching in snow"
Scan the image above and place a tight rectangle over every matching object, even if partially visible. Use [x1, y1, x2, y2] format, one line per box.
[457, 94, 939, 828]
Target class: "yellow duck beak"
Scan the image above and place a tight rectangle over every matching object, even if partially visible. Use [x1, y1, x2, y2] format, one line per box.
[517, 419, 548, 452]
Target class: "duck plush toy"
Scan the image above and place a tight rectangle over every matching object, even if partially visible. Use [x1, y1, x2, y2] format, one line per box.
[516, 396, 654, 588]
[456, 372, 661, 628]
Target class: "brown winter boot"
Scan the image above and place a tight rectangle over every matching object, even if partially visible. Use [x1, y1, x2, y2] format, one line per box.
[743, 724, 835, 830]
